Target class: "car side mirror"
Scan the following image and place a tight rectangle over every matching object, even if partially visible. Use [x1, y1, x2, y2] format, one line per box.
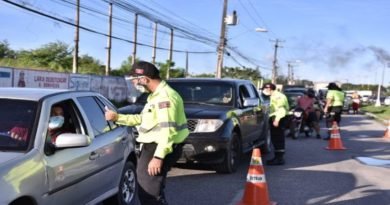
[55, 133, 91, 148]
[243, 98, 260, 107]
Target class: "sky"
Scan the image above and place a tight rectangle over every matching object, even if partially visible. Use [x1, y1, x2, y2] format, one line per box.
[1, 0, 390, 86]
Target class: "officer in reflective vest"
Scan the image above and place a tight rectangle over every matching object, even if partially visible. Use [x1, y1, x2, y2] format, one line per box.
[323, 82, 345, 140]
[262, 83, 289, 165]
[105, 61, 189, 205]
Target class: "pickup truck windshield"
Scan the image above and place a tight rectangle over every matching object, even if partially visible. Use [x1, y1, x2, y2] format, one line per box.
[169, 81, 234, 106]
[0, 99, 37, 151]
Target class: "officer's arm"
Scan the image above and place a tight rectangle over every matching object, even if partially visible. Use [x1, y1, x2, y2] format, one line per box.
[153, 99, 177, 159]
[116, 113, 142, 126]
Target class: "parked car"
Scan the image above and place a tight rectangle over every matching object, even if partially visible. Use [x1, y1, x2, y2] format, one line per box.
[343, 96, 352, 113]
[0, 88, 137, 205]
[384, 96, 390, 106]
[119, 78, 270, 173]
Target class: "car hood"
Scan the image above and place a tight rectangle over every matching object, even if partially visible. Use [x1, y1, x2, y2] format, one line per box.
[0, 152, 23, 166]
[184, 104, 232, 119]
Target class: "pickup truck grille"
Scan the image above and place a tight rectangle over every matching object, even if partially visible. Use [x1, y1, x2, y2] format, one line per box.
[187, 119, 198, 132]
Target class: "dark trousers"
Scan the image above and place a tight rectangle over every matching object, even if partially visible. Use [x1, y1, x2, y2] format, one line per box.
[269, 117, 286, 156]
[137, 142, 183, 205]
[326, 106, 342, 128]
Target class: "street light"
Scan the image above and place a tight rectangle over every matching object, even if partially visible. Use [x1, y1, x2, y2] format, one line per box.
[375, 61, 390, 107]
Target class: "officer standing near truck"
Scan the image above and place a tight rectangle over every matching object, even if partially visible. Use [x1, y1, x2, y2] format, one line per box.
[105, 61, 189, 205]
[262, 83, 289, 165]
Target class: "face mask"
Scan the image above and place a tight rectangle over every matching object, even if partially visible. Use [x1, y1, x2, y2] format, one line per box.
[262, 90, 271, 96]
[135, 85, 147, 93]
[49, 116, 64, 129]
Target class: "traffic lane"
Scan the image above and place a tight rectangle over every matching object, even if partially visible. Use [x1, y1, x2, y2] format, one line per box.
[261, 114, 390, 205]
[165, 160, 251, 205]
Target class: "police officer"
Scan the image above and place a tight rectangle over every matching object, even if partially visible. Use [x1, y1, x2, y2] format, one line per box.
[105, 61, 189, 205]
[323, 82, 345, 140]
[262, 83, 289, 165]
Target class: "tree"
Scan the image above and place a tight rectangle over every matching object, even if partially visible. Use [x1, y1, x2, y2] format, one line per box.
[111, 56, 139, 77]
[78, 55, 104, 75]
[157, 60, 185, 79]
[0, 40, 16, 59]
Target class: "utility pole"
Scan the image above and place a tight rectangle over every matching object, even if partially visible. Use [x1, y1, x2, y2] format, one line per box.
[166, 28, 174, 79]
[216, 0, 228, 79]
[72, 0, 80, 74]
[152, 22, 158, 64]
[270, 39, 283, 84]
[132, 13, 138, 65]
[185, 51, 189, 78]
[105, 3, 113, 76]
[287, 62, 292, 85]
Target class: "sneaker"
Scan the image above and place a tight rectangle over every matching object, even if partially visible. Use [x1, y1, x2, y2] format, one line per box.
[266, 157, 285, 165]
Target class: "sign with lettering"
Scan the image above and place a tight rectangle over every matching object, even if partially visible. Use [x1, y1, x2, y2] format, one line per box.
[69, 74, 90, 91]
[13, 69, 68, 89]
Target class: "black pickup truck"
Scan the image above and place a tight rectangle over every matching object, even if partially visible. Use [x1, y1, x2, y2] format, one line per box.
[119, 78, 270, 173]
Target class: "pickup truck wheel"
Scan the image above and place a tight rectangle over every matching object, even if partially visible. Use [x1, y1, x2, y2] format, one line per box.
[105, 161, 137, 205]
[260, 128, 272, 154]
[215, 133, 241, 174]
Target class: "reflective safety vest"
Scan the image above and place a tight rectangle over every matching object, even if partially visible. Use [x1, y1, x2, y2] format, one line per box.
[116, 81, 189, 158]
[326, 90, 345, 107]
[269, 90, 289, 121]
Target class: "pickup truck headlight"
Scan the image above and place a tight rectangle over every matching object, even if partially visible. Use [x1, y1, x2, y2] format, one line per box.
[193, 119, 223, 133]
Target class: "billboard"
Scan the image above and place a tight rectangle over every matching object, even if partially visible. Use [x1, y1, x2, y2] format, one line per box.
[13, 69, 69, 89]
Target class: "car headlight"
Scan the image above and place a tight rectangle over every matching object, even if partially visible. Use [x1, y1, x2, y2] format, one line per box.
[193, 119, 223, 133]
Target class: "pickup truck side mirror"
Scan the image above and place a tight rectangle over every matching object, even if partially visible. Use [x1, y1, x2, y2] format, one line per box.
[243, 98, 260, 107]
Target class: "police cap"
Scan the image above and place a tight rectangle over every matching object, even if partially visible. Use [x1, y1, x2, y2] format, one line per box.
[129, 61, 160, 79]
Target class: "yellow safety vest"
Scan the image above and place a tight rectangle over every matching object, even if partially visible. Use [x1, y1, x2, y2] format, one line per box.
[326, 90, 345, 107]
[269, 90, 289, 121]
[116, 81, 189, 158]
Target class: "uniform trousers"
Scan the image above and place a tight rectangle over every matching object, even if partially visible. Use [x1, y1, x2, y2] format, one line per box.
[137, 142, 183, 205]
[269, 117, 287, 156]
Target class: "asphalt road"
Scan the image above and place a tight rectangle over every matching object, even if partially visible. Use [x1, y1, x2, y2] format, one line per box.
[162, 114, 390, 205]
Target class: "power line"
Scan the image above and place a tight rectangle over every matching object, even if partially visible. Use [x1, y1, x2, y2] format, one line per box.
[2, 0, 215, 54]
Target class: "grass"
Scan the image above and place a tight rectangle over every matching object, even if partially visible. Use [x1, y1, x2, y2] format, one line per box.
[360, 104, 390, 122]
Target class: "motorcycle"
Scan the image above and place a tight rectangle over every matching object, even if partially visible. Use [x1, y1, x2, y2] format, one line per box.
[287, 107, 313, 139]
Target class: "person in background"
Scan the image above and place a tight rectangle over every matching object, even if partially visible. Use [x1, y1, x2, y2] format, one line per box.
[296, 89, 321, 139]
[262, 83, 289, 165]
[105, 61, 189, 205]
[323, 82, 345, 140]
[351, 91, 360, 114]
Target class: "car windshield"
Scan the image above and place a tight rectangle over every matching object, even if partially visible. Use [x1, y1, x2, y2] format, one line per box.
[0, 99, 37, 151]
[169, 81, 234, 106]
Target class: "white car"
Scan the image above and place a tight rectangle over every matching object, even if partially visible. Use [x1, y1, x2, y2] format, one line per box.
[0, 88, 137, 205]
[384, 96, 390, 106]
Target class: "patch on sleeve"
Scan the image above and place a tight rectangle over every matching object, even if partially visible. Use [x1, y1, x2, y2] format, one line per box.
[158, 101, 171, 109]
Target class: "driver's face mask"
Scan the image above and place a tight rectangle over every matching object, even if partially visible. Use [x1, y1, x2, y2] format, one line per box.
[49, 116, 64, 129]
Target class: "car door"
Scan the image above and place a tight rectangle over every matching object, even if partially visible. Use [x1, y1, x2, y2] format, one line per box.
[44, 99, 102, 204]
[238, 84, 258, 144]
[76, 95, 129, 198]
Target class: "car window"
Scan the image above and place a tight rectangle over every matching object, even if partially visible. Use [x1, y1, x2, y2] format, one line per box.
[97, 96, 118, 129]
[45, 100, 83, 145]
[77, 96, 111, 136]
[0, 99, 37, 151]
[169, 82, 234, 106]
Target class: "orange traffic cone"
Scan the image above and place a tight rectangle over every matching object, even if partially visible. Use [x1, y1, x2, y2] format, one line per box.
[383, 120, 390, 139]
[326, 121, 346, 150]
[236, 148, 277, 205]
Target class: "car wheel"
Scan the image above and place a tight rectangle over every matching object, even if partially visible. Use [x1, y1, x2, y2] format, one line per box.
[260, 128, 271, 154]
[105, 161, 137, 205]
[215, 132, 241, 174]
